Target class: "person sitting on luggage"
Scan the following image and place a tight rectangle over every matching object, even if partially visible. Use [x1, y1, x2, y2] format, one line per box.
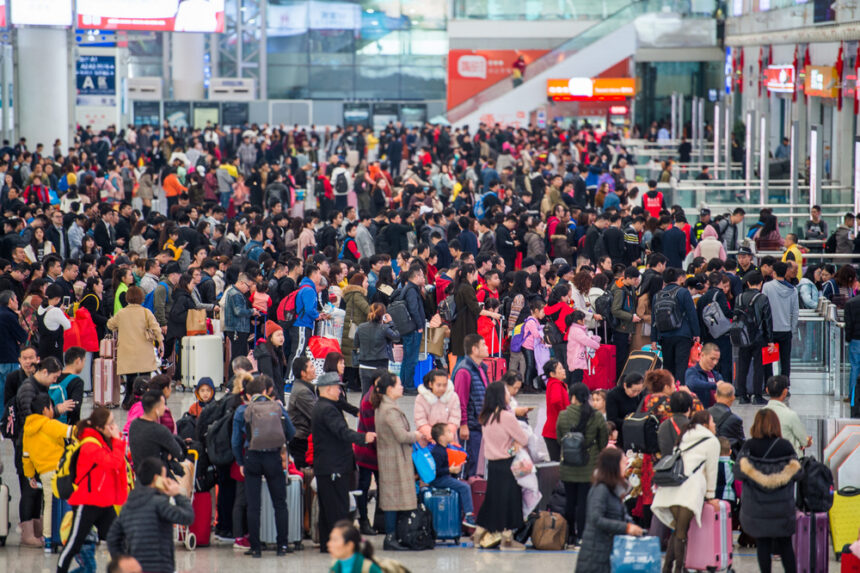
[565, 310, 601, 386]
[714, 437, 736, 509]
[22, 393, 73, 548]
[657, 391, 693, 458]
[186, 376, 215, 418]
[737, 408, 801, 573]
[414, 369, 461, 444]
[575, 447, 644, 573]
[684, 342, 723, 408]
[106, 457, 194, 573]
[476, 298, 503, 357]
[651, 410, 721, 573]
[428, 423, 476, 529]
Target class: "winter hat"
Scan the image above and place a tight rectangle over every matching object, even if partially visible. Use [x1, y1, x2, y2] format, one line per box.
[316, 371, 341, 387]
[196, 377, 215, 392]
[265, 320, 283, 339]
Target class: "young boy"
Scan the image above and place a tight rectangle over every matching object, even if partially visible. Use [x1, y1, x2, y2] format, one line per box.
[715, 437, 737, 507]
[51, 346, 86, 424]
[187, 377, 216, 418]
[429, 423, 476, 528]
[22, 394, 73, 548]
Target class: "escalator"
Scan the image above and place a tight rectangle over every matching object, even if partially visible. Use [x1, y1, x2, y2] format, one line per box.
[447, 0, 718, 128]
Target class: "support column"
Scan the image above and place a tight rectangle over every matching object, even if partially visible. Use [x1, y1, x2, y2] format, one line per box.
[16, 28, 71, 149]
[172, 33, 205, 100]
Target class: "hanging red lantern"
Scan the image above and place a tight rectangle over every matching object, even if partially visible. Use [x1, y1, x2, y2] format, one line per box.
[738, 48, 744, 94]
[792, 45, 798, 103]
[836, 42, 844, 111]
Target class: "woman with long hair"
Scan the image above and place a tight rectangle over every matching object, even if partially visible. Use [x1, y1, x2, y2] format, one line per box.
[754, 214, 784, 252]
[355, 303, 401, 395]
[540, 359, 569, 461]
[36, 283, 71, 363]
[20, 279, 47, 343]
[353, 368, 387, 536]
[137, 164, 156, 219]
[371, 372, 422, 551]
[451, 263, 502, 365]
[327, 520, 382, 573]
[112, 267, 134, 316]
[473, 381, 529, 550]
[24, 226, 55, 263]
[576, 448, 644, 572]
[253, 321, 288, 399]
[166, 273, 196, 380]
[370, 266, 396, 307]
[128, 220, 150, 259]
[57, 407, 128, 573]
[652, 410, 721, 573]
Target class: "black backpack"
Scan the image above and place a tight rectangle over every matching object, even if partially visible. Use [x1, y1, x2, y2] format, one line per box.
[544, 319, 565, 346]
[729, 292, 761, 349]
[388, 287, 417, 336]
[622, 399, 660, 454]
[560, 413, 590, 467]
[796, 456, 834, 513]
[825, 231, 838, 253]
[653, 286, 683, 332]
[206, 402, 237, 466]
[593, 290, 615, 328]
[396, 505, 435, 550]
[335, 172, 348, 195]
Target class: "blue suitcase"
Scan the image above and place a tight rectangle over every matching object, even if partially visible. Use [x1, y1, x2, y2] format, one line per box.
[50, 496, 72, 553]
[422, 488, 461, 543]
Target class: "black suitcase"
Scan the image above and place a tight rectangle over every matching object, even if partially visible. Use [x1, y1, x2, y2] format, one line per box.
[619, 350, 662, 382]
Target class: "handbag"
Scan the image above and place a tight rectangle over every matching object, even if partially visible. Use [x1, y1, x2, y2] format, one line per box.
[652, 437, 709, 487]
[420, 325, 447, 357]
[186, 308, 208, 336]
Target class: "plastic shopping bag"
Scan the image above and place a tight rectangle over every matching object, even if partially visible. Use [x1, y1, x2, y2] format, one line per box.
[610, 535, 662, 572]
[510, 448, 535, 479]
[412, 443, 437, 484]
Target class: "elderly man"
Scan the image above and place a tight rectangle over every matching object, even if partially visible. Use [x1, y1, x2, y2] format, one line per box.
[684, 342, 723, 407]
[708, 382, 745, 456]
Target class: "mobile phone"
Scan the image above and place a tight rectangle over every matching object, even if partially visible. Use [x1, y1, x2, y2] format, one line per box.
[62, 296, 70, 307]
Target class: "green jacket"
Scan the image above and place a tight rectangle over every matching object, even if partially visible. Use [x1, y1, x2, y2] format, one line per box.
[330, 554, 382, 573]
[556, 403, 608, 483]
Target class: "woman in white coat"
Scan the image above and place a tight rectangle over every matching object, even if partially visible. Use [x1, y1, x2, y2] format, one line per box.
[651, 409, 721, 573]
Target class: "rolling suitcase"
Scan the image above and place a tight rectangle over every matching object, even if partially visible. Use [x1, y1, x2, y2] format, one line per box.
[0, 477, 9, 546]
[484, 321, 507, 380]
[181, 335, 224, 390]
[423, 488, 461, 542]
[619, 350, 662, 382]
[582, 344, 616, 390]
[50, 496, 71, 553]
[793, 511, 829, 573]
[189, 491, 213, 548]
[93, 357, 119, 407]
[535, 462, 560, 511]
[261, 474, 304, 549]
[469, 477, 487, 517]
[685, 500, 732, 571]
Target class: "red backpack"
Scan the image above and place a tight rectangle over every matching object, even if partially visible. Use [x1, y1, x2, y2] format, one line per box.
[276, 284, 312, 323]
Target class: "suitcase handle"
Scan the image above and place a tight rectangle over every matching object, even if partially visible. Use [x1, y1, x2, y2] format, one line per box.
[839, 486, 860, 497]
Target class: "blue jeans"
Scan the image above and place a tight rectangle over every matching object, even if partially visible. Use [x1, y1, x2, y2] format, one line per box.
[401, 330, 421, 389]
[220, 191, 232, 209]
[850, 340, 860, 411]
[464, 430, 483, 478]
[430, 475, 474, 515]
[0, 362, 17, 414]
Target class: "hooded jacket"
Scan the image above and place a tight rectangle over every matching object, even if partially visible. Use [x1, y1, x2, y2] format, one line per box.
[107, 485, 194, 573]
[762, 278, 799, 333]
[293, 277, 320, 329]
[566, 322, 601, 372]
[414, 381, 461, 442]
[68, 427, 129, 507]
[737, 437, 800, 538]
[22, 414, 72, 476]
[693, 225, 727, 261]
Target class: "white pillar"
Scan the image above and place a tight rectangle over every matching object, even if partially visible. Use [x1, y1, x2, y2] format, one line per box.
[172, 33, 205, 100]
[17, 28, 71, 149]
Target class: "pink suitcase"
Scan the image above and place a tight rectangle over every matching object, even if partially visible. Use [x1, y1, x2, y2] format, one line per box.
[685, 500, 733, 571]
[93, 358, 119, 407]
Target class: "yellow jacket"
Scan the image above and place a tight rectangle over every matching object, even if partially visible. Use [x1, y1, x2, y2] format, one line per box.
[781, 244, 803, 280]
[22, 414, 72, 477]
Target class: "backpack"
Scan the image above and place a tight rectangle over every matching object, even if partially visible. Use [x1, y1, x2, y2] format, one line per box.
[796, 456, 834, 512]
[473, 193, 491, 219]
[334, 172, 348, 195]
[825, 231, 837, 253]
[510, 317, 536, 353]
[593, 290, 615, 328]
[52, 436, 101, 499]
[243, 242, 264, 262]
[243, 398, 287, 451]
[622, 400, 660, 454]
[276, 284, 312, 323]
[652, 437, 709, 487]
[544, 318, 565, 346]
[143, 281, 171, 313]
[438, 293, 457, 323]
[702, 299, 732, 339]
[653, 286, 683, 332]
[729, 292, 761, 349]
[388, 287, 417, 336]
[395, 505, 435, 550]
[206, 402, 237, 465]
[49, 374, 77, 424]
[560, 421, 589, 468]
[530, 510, 569, 551]
[176, 413, 197, 442]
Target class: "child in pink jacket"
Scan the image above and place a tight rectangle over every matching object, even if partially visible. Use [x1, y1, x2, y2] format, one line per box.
[566, 310, 602, 385]
[414, 369, 461, 443]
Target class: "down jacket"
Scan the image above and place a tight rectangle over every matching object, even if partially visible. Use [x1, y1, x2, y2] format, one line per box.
[575, 482, 633, 573]
[107, 484, 194, 573]
[737, 436, 801, 538]
[68, 427, 129, 508]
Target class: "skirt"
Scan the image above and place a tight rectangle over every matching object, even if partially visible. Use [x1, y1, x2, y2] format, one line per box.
[476, 457, 524, 533]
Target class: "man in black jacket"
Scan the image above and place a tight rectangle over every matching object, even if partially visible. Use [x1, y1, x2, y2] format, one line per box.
[398, 266, 426, 395]
[128, 390, 184, 470]
[603, 214, 626, 262]
[708, 382, 745, 456]
[312, 375, 375, 553]
[107, 457, 194, 573]
[382, 210, 412, 257]
[495, 215, 518, 271]
[198, 259, 218, 305]
[733, 271, 774, 405]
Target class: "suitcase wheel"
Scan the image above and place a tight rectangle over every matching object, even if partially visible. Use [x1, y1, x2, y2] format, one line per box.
[184, 532, 197, 551]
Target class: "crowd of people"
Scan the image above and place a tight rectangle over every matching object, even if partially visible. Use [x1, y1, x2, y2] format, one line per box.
[0, 118, 854, 573]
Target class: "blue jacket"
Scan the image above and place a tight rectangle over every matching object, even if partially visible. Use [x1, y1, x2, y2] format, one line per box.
[684, 363, 722, 407]
[661, 226, 687, 269]
[401, 281, 426, 334]
[294, 277, 320, 329]
[223, 285, 254, 333]
[231, 395, 296, 466]
[654, 284, 700, 340]
[481, 167, 499, 192]
[0, 305, 27, 364]
[459, 230, 478, 256]
[243, 239, 264, 262]
[602, 191, 620, 211]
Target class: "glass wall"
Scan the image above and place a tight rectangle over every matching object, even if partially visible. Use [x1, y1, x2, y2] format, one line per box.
[267, 0, 446, 100]
[634, 61, 722, 132]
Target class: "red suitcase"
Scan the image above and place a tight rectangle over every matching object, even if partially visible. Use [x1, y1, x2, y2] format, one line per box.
[485, 357, 507, 381]
[189, 491, 212, 547]
[685, 500, 732, 571]
[843, 553, 860, 572]
[582, 344, 617, 390]
[469, 477, 487, 517]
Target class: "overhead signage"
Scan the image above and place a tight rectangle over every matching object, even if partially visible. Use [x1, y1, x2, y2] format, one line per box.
[546, 78, 636, 101]
[11, 0, 72, 27]
[765, 64, 795, 93]
[76, 0, 225, 33]
[447, 50, 548, 109]
[609, 105, 629, 115]
[804, 66, 838, 98]
[76, 54, 116, 106]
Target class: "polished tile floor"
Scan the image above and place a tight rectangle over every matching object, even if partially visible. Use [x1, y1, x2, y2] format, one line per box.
[0, 386, 847, 572]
